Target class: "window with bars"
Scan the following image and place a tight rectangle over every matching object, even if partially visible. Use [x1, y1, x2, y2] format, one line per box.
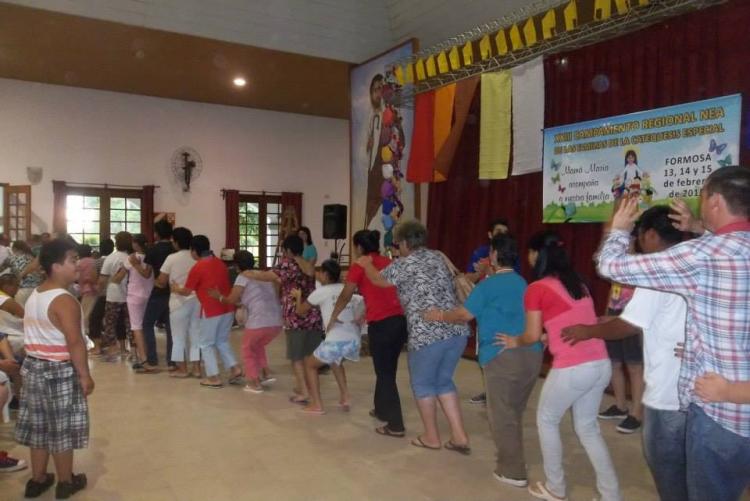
[65, 188, 142, 250]
[238, 195, 281, 269]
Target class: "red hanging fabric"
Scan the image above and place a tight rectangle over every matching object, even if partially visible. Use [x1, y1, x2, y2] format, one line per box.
[224, 189, 240, 251]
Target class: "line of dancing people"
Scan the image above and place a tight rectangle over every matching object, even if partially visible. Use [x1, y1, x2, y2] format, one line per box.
[1, 165, 750, 500]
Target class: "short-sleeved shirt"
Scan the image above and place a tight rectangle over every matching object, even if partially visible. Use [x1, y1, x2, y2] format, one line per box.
[620, 288, 687, 411]
[346, 252, 402, 322]
[144, 241, 175, 297]
[307, 283, 364, 342]
[273, 257, 322, 331]
[100, 251, 129, 303]
[184, 256, 234, 318]
[160, 250, 197, 312]
[464, 271, 542, 367]
[235, 274, 282, 329]
[606, 282, 635, 315]
[5, 254, 43, 288]
[381, 248, 470, 351]
[302, 245, 318, 263]
[123, 253, 154, 300]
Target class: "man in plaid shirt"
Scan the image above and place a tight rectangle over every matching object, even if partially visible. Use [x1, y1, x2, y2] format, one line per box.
[596, 166, 750, 501]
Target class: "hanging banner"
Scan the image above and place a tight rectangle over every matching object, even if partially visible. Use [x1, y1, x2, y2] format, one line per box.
[542, 94, 742, 223]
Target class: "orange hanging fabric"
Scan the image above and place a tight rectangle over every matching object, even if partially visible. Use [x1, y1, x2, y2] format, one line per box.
[433, 77, 479, 182]
[433, 84, 456, 158]
[406, 91, 436, 183]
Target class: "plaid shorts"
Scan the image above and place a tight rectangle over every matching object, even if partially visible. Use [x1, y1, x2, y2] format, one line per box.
[15, 357, 89, 453]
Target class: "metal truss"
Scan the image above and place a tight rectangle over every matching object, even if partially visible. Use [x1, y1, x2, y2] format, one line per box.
[390, 0, 726, 107]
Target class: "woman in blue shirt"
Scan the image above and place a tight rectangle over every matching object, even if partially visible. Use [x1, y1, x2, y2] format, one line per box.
[424, 234, 543, 489]
[298, 227, 317, 266]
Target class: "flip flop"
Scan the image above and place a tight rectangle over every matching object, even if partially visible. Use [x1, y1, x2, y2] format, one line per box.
[410, 437, 441, 450]
[289, 396, 309, 405]
[228, 374, 244, 385]
[338, 402, 351, 412]
[528, 481, 568, 501]
[169, 371, 189, 378]
[375, 426, 405, 438]
[444, 440, 471, 456]
[200, 381, 223, 389]
[300, 407, 326, 415]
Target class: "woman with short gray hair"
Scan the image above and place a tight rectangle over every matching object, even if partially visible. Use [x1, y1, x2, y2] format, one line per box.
[357, 220, 471, 454]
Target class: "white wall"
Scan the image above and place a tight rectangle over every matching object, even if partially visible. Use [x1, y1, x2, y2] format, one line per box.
[0, 78, 350, 256]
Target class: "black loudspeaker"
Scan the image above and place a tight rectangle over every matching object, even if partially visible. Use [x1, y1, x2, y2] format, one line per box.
[323, 204, 347, 240]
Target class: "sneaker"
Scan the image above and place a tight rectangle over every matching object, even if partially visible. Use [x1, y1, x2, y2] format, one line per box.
[55, 473, 87, 499]
[0, 451, 27, 472]
[469, 392, 487, 405]
[598, 405, 628, 420]
[493, 471, 528, 488]
[24, 473, 55, 497]
[243, 384, 264, 394]
[616, 415, 642, 434]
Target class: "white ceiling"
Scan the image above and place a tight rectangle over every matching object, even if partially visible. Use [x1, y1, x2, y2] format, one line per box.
[5, 0, 535, 63]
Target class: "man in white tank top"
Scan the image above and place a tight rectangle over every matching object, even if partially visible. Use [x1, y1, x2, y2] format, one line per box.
[15, 239, 94, 499]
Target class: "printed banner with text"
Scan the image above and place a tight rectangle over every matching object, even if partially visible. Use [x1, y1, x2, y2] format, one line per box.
[542, 94, 742, 223]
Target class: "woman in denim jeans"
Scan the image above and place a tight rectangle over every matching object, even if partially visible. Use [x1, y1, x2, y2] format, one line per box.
[357, 220, 471, 454]
[500, 231, 621, 501]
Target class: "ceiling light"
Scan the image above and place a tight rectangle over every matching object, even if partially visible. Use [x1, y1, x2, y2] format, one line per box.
[233, 77, 247, 87]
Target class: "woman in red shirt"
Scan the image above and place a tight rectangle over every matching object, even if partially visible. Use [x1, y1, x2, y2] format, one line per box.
[328, 230, 408, 437]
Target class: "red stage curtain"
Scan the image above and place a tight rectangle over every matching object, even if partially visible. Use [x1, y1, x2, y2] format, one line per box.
[52, 180, 67, 234]
[428, 0, 750, 312]
[224, 189, 240, 251]
[141, 185, 155, 243]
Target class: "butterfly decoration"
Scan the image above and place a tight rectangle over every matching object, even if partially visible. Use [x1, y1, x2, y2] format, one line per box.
[551, 173, 561, 184]
[718, 155, 733, 167]
[550, 159, 561, 172]
[564, 203, 577, 218]
[558, 184, 566, 193]
[709, 138, 727, 156]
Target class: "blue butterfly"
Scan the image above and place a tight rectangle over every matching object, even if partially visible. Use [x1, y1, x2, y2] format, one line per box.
[709, 138, 727, 156]
[564, 203, 577, 218]
[550, 159, 561, 172]
[718, 155, 733, 167]
[551, 173, 561, 184]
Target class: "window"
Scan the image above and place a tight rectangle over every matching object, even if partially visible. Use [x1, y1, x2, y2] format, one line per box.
[238, 194, 281, 269]
[65, 188, 142, 250]
[2, 185, 32, 241]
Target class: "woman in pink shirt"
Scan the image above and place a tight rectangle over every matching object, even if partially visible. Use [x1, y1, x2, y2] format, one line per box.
[499, 231, 621, 501]
[116, 234, 154, 369]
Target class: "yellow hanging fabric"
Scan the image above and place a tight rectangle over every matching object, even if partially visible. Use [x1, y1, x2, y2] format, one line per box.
[433, 84, 456, 157]
[479, 71, 512, 180]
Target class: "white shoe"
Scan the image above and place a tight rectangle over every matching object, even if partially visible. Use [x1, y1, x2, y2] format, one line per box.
[493, 472, 528, 488]
[260, 377, 277, 386]
[243, 384, 264, 394]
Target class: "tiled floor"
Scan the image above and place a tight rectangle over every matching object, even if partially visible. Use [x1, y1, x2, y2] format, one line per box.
[0, 330, 687, 500]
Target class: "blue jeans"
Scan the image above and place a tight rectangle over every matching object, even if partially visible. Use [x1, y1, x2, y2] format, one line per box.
[200, 312, 237, 377]
[642, 406, 687, 501]
[407, 335, 467, 399]
[169, 297, 201, 362]
[686, 403, 750, 501]
[143, 293, 172, 365]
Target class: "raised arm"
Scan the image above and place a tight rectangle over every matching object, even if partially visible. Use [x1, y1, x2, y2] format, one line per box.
[596, 196, 700, 296]
[0, 297, 24, 318]
[20, 257, 40, 279]
[356, 256, 393, 288]
[293, 256, 315, 277]
[49, 294, 94, 396]
[561, 317, 640, 346]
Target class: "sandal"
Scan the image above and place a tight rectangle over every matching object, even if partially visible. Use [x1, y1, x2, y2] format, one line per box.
[444, 440, 471, 456]
[170, 371, 190, 378]
[375, 426, 405, 438]
[228, 374, 244, 385]
[200, 381, 223, 389]
[289, 395, 309, 405]
[338, 402, 351, 412]
[300, 407, 326, 415]
[528, 481, 567, 501]
[410, 436, 441, 450]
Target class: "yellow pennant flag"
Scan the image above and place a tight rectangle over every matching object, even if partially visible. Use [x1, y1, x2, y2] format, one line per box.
[523, 18, 538, 46]
[437, 52, 449, 73]
[462, 41, 474, 66]
[426, 55, 437, 77]
[415, 59, 426, 81]
[509, 24, 524, 50]
[615, 0, 630, 14]
[479, 71, 512, 180]
[394, 65, 405, 86]
[564, 0, 578, 31]
[542, 9, 557, 39]
[479, 35, 492, 60]
[433, 84, 456, 158]
[594, 0, 612, 20]
[495, 30, 508, 55]
[449, 46, 461, 70]
[405, 62, 414, 83]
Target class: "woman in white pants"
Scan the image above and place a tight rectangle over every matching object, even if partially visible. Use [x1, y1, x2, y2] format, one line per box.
[500, 230, 620, 501]
[158, 227, 201, 378]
